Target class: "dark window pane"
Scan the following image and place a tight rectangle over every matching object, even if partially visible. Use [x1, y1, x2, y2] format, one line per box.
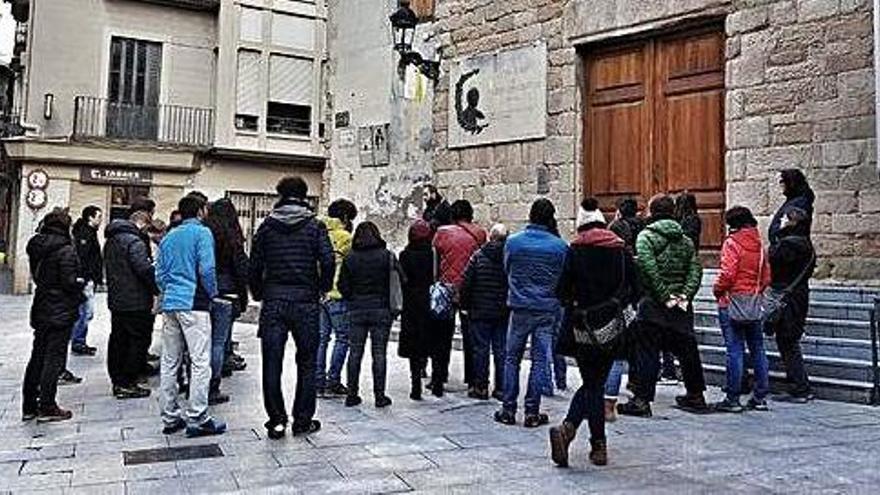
[266, 102, 310, 136]
[235, 114, 258, 131]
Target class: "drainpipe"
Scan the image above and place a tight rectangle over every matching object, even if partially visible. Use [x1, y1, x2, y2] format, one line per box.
[875, 0, 880, 174]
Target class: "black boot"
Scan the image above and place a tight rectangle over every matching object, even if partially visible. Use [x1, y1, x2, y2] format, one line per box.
[410, 376, 423, 401]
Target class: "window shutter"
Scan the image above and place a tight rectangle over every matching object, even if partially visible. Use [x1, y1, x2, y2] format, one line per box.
[145, 42, 162, 108]
[236, 50, 261, 116]
[240, 7, 262, 43]
[271, 13, 314, 51]
[411, 0, 435, 20]
[269, 55, 312, 106]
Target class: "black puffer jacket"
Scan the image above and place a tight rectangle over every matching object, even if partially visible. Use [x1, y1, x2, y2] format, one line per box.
[72, 218, 103, 284]
[28, 225, 84, 331]
[104, 220, 159, 312]
[768, 223, 815, 337]
[460, 240, 509, 321]
[248, 199, 335, 303]
[769, 177, 815, 245]
[338, 239, 393, 313]
[399, 242, 435, 359]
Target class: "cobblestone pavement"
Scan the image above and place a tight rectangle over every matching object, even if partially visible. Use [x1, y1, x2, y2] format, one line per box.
[1, 295, 879, 494]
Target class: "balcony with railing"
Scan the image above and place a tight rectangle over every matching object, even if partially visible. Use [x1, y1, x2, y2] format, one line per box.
[129, 0, 220, 11]
[73, 96, 214, 148]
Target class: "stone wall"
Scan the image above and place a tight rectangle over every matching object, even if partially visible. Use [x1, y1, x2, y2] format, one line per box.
[432, 0, 880, 281]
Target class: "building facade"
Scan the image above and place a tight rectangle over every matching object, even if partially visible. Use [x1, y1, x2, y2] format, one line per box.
[431, 0, 880, 282]
[1, 0, 330, 293]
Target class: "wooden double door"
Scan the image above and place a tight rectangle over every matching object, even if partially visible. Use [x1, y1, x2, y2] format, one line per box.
[583, 26, 725, 249]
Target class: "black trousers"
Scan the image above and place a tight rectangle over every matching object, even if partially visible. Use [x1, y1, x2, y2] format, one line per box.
[460, 312, 474, 385]
[776, 328, 811, 397]
[631, 300, 706, 402]
[108, 311, 154, 387]
[23, 327, 70, 413]
[432, 317, 456, 387]
[565, 348, 615, 442]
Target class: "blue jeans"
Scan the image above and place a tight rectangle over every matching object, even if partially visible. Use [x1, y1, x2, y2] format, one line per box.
[71, 282, 95, 347]
[210, 299, 234, 384]
[259, 300, 320, 427]
[718, 307, 769, 402]
[544, 308, 567, 392]
[502, 309, 556, 415]
[603, 360, 628, 398]
[470, 317, 507, 391]
[316, 300, 350, 390]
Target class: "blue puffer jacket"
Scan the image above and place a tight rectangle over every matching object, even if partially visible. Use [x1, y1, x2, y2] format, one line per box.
[504, 224, 569, 312]
[248, 198, 335, 303]
[156, 218, 218, 312]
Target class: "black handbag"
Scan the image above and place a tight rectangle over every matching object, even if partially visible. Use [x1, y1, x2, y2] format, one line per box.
[762, 249, 815, 326]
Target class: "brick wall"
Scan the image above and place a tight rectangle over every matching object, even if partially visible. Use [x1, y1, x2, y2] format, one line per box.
[433, 0, 880, 282]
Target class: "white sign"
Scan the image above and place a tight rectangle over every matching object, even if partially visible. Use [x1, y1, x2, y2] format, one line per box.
[447, 42, 548, 149]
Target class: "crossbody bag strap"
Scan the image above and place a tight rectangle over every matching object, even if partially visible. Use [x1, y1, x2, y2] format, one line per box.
[783, 247, 816, 294]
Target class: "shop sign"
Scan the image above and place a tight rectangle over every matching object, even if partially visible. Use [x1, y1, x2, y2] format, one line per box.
[80, 167, 153, 186]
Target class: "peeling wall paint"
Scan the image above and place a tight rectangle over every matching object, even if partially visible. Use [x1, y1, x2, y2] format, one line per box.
[325, 0, 436, 250]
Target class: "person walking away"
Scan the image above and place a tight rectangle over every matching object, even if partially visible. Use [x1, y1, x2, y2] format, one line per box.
[104, 210, 159, 399]
[249, 177, 334, 439]
[338, 222, 402, 408]
[617, 194, 708, 417]
[431, 200, 487, 396]
[495, 199, 569, 428]
[23, 211, 84, 422]
[204, 199, 249, 406]
[712, 207, 772, 412]
[767, 207, 815, 402]
[460, 223, 509, 401]
[422, 184, 452, 230]
[71, 205, 103, 356]
[398, 220, 436, 401]
[549, 197, 641, 467]
[769, 169, 815, 245]
[156, 195, 226, 437]
[317, 199, 357, 398]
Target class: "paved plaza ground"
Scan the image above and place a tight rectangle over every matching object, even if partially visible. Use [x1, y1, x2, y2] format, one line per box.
[1, 294, 879, 494]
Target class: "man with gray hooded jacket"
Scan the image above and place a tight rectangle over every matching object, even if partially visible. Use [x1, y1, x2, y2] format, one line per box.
[249, 176, 335, 440]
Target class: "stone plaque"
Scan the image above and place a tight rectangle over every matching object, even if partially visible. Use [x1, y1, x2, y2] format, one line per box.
[447, 42, 547, 149]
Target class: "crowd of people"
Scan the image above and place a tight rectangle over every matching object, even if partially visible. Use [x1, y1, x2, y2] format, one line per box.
[21, 169, 818, 466]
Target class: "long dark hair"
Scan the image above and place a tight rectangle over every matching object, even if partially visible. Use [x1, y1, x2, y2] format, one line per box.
[352, 221, 386, 250]
[205, 198, 244, 267]
[675, 192, 698, 219]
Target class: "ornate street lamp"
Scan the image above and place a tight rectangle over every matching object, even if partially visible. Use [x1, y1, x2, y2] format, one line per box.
[389, 1, 439, 82]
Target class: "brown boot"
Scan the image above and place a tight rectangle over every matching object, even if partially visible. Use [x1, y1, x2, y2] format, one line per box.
[589, 439, 608, 466]
[549, 421, 577, 467]
[604, 399, 618, 423]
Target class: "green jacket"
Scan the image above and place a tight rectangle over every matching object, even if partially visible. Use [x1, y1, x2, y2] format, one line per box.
[635, 219, 703, 303]
[324, 217, 352, 300]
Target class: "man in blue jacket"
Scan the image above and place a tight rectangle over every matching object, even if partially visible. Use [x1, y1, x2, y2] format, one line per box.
[495, 199, 569, 428]
[249, 176, 335, 440]
[156, 195, 225, 438]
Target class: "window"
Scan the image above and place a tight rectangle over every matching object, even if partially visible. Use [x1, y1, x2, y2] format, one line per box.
[240, 7, 263, 43]
[107, 37, 162, 140]
[109, 186, 150, 221]
[272, 13, 314, 51]
[267, 55, 312, 136]
[236, 50, 261, 131]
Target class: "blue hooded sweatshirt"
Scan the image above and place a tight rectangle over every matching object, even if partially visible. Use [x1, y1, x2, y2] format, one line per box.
[156, 218, 218, 312]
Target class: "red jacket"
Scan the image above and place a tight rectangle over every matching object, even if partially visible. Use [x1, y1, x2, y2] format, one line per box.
[713, 227, 771, 307]
[433, 222, 487, 291]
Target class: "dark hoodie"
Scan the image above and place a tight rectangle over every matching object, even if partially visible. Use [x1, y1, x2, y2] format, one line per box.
[338, 235, 392, 312]
[460, 239, 509, 321]
[103, 219, 158, 313]
[399, 233, 436, 359]
[565, 228, 641, 329]
[769, 170, 815, 245]
[27, 224, 84, 331]
[248, 198, 335, 303]
[72, 218, 103, 284]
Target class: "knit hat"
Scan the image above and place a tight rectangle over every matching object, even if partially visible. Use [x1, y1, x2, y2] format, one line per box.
[576, 198, 606, 229]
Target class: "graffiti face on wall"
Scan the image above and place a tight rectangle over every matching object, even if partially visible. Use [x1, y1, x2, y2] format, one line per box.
[455, 69, 488, 135]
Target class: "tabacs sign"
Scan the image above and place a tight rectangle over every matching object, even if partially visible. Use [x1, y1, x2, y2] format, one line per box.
[80, 167, 153, 186]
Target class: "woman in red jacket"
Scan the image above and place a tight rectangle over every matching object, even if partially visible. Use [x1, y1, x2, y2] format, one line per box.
[712, 207, 771, 413]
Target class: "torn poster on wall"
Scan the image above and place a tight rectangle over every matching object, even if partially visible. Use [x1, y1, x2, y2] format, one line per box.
[359, 124, 391, 167]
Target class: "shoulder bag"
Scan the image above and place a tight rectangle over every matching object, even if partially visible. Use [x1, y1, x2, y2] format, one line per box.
[429, 247, 454, 320]
[388, 251, 404, 318]
[761, 248, 816, 326]
[571, 255, 629, 349]
[728, 242, 767, 324]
